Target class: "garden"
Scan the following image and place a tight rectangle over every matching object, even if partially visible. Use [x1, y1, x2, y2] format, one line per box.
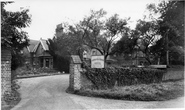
[14, 66, 62, 79]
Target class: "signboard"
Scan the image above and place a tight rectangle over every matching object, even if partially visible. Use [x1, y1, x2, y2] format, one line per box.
[91, 55, 104, 68]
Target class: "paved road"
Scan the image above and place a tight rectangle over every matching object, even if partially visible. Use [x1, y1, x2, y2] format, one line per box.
[11, 74, 184, 110]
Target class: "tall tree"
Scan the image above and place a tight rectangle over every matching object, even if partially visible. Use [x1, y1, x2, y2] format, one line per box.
[111, 29, 138, 55]
[52, 23, 83, 57]
[147, 1, 184, 65]
[134, 19, 160, 64]
[1, 2, 31, 69]
[78, 9, 129, 60]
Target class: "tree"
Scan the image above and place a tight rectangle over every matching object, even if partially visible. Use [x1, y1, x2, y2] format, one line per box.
[134, 19, 160, 64]
[111, 29, 138, 56]
[147, 1, 184, 65]
[47, 38, 70, 73]
[47, 23, 83, 72]
[78, 9, 129, 60]
[52, 23, 83, 57]
[1, 2, 31, 70]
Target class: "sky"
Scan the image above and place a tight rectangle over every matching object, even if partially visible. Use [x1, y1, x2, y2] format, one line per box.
[5, 0, 159, 40]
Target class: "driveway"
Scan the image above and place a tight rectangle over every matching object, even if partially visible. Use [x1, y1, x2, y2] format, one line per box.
[11, 74, 184, 110]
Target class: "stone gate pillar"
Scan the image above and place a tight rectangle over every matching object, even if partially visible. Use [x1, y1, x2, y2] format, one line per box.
[1, 49, 12, 99]
[69, 55, 82, 91]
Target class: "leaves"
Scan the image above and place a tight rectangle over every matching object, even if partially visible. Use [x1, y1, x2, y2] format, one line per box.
[83, 66, 165, 89]
[148, 1, 184, 64]
[78, 9, 129, 59]
[1, 2, 31, 50]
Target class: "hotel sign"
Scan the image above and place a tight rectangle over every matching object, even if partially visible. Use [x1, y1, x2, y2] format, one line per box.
[91, 55, 104, 68]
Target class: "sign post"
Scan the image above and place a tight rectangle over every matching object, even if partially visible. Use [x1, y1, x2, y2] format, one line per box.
[91, 55, 104, 68]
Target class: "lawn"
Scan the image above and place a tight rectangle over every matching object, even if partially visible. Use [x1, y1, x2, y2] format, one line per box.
[75, 79, 184, 101]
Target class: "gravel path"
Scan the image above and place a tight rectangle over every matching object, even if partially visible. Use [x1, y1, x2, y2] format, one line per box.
[11, 74, 184, 110]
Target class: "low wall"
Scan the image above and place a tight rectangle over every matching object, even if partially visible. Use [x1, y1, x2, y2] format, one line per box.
[162, 68, 184, 81]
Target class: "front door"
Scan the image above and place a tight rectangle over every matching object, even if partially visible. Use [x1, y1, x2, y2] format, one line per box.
[45, 58, 49, 68]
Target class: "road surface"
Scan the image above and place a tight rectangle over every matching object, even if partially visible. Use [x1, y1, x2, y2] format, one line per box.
[11, 74, 184, 110]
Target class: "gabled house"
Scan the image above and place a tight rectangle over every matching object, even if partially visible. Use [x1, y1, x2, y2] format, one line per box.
[22, 38, 53, 69]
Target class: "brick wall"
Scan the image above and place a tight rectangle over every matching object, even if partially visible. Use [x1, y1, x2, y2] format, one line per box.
[1, 49, 12, 97]
[69, 55, 92, 92]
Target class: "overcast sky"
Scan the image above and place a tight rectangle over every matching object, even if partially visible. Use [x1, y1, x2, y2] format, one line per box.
[5, 0, 159, 40]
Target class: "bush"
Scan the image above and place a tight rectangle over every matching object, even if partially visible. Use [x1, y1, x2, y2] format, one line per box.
[15, 66, 39, 76]
[116, 67, 165, 86]
[83, 66, 165, 90]
[84, 67, 118, 89]
[3, 80, 21, 106]
[75, 80, 184, 101]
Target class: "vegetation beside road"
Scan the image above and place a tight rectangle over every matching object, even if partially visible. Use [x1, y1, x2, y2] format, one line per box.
[68, 65, 184, 101]
[83, 66, 165, 89]
[75, 79, 184, 101]
[2, 80, 21, 110]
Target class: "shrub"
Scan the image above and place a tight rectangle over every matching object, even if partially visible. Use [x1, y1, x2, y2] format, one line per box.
[116, 67, 165, 86]
[84, 67, 118, 89]
[83, 66, 165, 90]
[15, 66, 39, 76]
[3, 80, 21, 106]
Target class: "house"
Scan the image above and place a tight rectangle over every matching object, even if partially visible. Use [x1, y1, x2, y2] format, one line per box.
[22, 38, 53, 69]
[132, 50, 147, 66]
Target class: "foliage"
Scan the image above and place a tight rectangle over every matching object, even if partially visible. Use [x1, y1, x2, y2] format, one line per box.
[49, 9, 130, 71]
[51, 9, 129, 62]
[116, 67, 164, 86]
[52, 55, 69, 73]
[78, 9, 129, 60]
[75, 79, 184, 101]
[111, 19, 160, 64]
[15, 66, 39, 76]
[47, 38, 70, 73]
[15, 65, 60, 76]
[111, 29, 138, 55]
[83, 66, 165, 90]
[147, 1, 184, 65]
[1, 2, 31, 70]
[3, 80, 21, 107]
[11, 53, 26, 70]
[53, 23, 83, 57]
[84, 67, 118, 89]
[113, 1, 184, 65]
[1, 2, 31, 48]
[135, 20, 160, 64]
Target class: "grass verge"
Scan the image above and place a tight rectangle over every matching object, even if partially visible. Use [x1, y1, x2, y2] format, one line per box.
[72, 79, 184, 101]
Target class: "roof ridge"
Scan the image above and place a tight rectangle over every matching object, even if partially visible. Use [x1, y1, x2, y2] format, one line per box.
[32, 42, 40, 53]
[40, 39, 47, 50]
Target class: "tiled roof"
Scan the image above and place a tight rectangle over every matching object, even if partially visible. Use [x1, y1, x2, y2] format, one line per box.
[32, 38, 49, 53]
[28, 40, 39, 52]
[40, 39, 49, 51]
[22, 39, 39, 57]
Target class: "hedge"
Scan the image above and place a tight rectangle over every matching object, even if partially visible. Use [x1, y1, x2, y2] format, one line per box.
[83, 67, 165, 90]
